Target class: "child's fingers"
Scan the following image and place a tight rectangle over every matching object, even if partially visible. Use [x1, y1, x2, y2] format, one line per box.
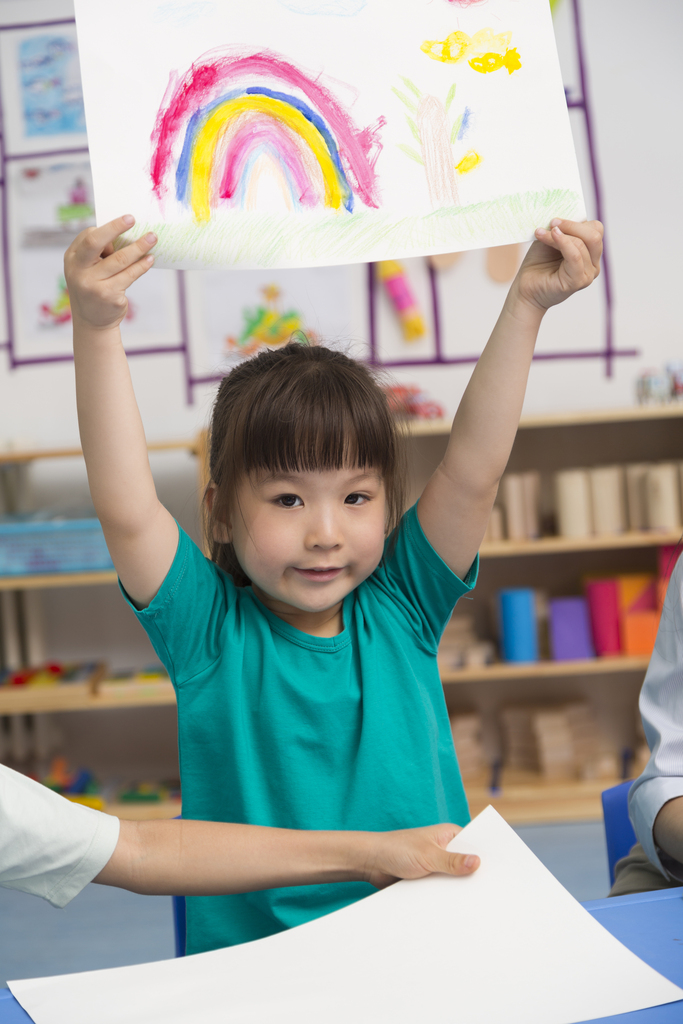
[67, 215, 136, 267]
[97, 231, 157, 280]
[537, 225, 595, 284]
[111, 252, 155, 292]
[546, 218, 603, 272]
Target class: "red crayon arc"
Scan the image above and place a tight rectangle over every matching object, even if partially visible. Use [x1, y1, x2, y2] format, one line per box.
[150, 48, 383, 210]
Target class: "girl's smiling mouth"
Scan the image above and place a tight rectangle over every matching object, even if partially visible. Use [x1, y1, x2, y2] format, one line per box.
[293, 566, 344, 582]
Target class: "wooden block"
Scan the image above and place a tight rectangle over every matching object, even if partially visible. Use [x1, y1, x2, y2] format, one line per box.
[486, 243, 522, 283]
[428, 251, 463, 271]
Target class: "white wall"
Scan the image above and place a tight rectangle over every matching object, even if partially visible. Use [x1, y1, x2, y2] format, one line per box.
[1, 0, 682, 453]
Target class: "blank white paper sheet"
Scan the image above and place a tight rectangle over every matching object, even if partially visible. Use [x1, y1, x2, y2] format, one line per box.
[10, 807, 683, 1024]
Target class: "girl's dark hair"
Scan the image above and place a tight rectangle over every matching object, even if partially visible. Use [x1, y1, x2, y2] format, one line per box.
[205, 342, 406, 586]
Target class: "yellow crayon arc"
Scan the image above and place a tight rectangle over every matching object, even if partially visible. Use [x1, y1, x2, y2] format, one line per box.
[189, 95, 344, 222]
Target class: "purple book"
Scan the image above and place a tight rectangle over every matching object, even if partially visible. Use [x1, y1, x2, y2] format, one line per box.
[549, 597, 595, 661]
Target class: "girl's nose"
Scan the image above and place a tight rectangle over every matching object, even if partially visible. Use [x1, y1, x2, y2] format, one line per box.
[305, 513, 342, 549]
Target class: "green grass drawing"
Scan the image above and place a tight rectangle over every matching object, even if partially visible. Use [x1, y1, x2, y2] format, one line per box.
[120, 188, 583, 269]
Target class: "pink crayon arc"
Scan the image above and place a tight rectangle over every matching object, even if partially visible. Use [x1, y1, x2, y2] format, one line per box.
[216, 116, 323, 209]
[150, 48, 383, 210]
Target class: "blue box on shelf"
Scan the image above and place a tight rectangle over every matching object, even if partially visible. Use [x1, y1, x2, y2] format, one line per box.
[0, 515, 114, 575]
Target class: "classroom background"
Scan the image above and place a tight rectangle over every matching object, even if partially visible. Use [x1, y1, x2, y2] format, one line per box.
[1, 0, 682, 987]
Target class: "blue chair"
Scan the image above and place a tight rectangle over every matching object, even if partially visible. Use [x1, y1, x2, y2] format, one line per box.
[601, 779, 637, 887]
[173, 894, 186, 957]
[172, 815, 186, 957]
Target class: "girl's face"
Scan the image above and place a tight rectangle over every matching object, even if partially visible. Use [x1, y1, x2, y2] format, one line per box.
[222, 466, 387, 627]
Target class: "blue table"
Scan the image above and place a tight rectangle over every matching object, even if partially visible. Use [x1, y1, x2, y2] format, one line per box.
[1, 888, 682, 1023]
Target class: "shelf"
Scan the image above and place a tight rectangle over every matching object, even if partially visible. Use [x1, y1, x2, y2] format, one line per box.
[0, 659, 647, 715]
[103, 778, 619, 825]
[0, 569, 119, 591]
[0, 678, 176, 715]
[106, 799, 182, 821]
[465, 769, 624, 823]
[404, 404, 683, 438]
[480, 529, 682, 559]
[0, 438, 199, 465]
[441, 655, 650, 685]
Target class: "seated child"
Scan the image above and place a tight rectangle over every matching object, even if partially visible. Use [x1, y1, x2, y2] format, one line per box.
[64, 214, 602, 953]
[612, 550, 683, 895]
[1, 762, 478, 907]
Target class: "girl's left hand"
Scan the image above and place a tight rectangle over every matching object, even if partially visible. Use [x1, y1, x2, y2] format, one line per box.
[515, 218, 603, 312]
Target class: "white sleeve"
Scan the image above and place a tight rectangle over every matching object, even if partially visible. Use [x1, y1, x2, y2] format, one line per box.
[0, 763, 120, 908]
[629, 555, 683, 880]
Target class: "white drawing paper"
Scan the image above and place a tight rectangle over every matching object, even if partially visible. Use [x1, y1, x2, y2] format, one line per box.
[9, 807, 683, 1024]
[73, 0, 585, 269]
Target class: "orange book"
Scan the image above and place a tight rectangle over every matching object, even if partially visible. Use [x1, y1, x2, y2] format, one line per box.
[617, 575, 659, 656]
[621, 611, 659, 656]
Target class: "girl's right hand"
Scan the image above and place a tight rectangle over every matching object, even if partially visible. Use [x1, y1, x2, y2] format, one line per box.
[64, 215, 157, 332]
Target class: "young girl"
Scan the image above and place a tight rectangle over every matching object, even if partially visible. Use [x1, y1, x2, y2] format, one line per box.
[65, 215, 602, 954]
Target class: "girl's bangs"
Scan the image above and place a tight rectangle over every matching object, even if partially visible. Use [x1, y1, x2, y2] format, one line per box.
[238, 373, 396, 478]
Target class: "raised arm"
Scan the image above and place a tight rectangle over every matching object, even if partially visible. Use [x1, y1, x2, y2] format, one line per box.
[418, 219, 603, 579]
[95, 818, 480, 895]
[64, 217, 179, 607]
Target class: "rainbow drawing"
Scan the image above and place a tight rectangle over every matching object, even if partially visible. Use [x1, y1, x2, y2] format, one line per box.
[150, 49, 384, 221]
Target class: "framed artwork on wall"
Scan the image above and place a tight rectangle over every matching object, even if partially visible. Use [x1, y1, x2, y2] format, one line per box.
[0, 22, 88, 156]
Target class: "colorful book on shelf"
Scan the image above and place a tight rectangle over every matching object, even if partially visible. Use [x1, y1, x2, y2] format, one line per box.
[548, 597, 595, 661]
[616, 574, 659, 657]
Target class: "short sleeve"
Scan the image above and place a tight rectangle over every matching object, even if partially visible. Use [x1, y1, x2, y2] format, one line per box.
[0, 765, 120, 908]
[371, 502, 478, 651]
[121, 526, 234, 687]
[629, 556, 683, 879]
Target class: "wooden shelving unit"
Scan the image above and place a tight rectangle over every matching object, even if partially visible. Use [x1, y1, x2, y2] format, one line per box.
[0, 657, 649, 716]
[480, 530, 681, 560]
[0, 570, 118, 591]
[441, 655, 649, 685]
[0, 438, 199, 465]
[2, 409, 680, 826]
[405, 402, 683, 437]
[464, 770, 622, 824]
[0, 678, 175, 716]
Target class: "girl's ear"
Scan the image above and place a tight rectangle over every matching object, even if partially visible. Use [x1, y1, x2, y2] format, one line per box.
[205, 483, 232, 544]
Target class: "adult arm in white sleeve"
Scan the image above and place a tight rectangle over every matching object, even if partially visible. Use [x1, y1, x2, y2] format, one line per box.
[1, 765, 480, 908]
[0, 764, 120, 908]
[629, 554, 683, 880]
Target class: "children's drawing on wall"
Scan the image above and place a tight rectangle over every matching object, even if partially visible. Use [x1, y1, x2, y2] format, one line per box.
[19, 34, 86, 138]
[0, 24, 88, 155]
[185, 265, 359, 377]
[5, 157, 181, 362]
[226, 283, 318, 357]
[74, 0, 584, 269]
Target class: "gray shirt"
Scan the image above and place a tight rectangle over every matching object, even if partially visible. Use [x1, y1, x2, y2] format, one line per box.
[629, 553, 683, 881]
[0, 763, 119, 907]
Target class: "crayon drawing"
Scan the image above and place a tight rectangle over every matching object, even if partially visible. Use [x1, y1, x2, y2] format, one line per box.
[74, 0, 585, 269]
[225, 283, 317, 356]
[393, 77, 480, 209]
[150, 49, 383, 221]
[421, 29, 522, 75]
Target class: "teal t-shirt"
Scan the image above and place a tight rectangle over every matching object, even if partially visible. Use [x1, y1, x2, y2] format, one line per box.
[127, 502, 477, 955]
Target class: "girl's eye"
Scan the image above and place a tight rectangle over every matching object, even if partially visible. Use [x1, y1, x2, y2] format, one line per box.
[345, 493, 367, 506]
[276, 494, 302, 508]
